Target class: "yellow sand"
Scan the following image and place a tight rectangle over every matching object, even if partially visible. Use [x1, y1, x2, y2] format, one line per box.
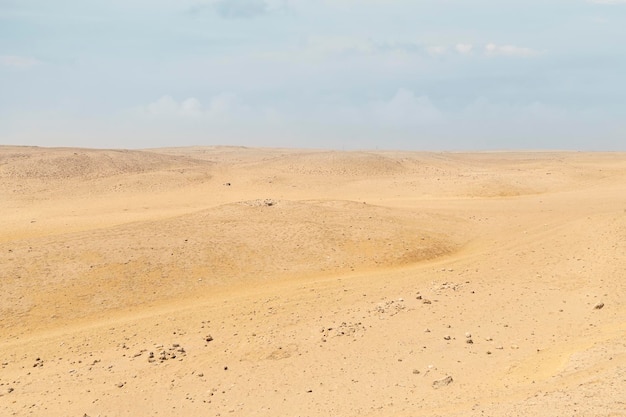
[1, 146, 625, 416]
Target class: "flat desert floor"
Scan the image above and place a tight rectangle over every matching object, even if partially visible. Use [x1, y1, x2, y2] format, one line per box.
[1, 146, 625, 416]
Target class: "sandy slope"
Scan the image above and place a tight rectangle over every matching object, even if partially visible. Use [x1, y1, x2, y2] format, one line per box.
[1, 146, 625, 416]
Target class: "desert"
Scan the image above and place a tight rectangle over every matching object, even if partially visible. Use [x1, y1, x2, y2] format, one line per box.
[1, 146, 625, 416]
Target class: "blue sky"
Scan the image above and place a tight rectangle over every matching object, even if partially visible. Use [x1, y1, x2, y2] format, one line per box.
[1, 0, 625, 150]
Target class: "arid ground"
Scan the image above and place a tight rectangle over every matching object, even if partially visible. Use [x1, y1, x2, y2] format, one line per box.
[1, 146, 625, 416]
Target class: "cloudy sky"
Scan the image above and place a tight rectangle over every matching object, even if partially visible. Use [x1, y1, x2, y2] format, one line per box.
[1, 0, 625, 150]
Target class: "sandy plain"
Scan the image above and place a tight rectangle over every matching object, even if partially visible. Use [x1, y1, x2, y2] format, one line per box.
[0, 145, 625, 416]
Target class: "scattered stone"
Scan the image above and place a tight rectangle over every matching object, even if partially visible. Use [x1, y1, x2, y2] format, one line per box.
[443, 335, 451, 341]
[466, 339, 473, 344]
[594, 302, 605, 310]
[412, 369, 420, 375]
[432, 376, 453, 389]
[33, 358, 44, 368]
[373, 301, 405, 316]
[465, 332, 472, 338]
[116, 382, 125, 388]
[151, 344, 187, 363]
[322, 321, 366, 339]
[422, 299, 432, 305]
[205, 335, 214, 342]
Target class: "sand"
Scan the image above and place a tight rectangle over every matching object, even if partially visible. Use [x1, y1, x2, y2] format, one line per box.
[1, 145, 625, 416]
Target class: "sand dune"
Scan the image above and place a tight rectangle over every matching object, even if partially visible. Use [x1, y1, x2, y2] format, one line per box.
[1, 146, 625, 416]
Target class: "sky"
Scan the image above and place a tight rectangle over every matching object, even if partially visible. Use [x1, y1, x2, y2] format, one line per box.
[1, 0, 625, 150]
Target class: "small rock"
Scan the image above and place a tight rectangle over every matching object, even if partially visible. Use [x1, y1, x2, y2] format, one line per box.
[432, 376, 453, 389]
[412, 369, 420, 375]
[511, 344, 519, 350]
[465, 332, 472, 338]
[424, 328, 431, 333]
[594, 302, 605, 310]
[422, 299, 432, 305]
[466, 339, 473, 344]
[116, 382, 125, 388]
[443, 335, 451, 341]
[205, 335, 214, 342]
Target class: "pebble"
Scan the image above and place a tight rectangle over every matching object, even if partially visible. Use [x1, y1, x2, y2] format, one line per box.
[594, 302, 605, 310]
[432, 376, 453, 389]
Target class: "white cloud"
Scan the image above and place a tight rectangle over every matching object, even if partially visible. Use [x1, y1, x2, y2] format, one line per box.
[137, 89, 444, 133]
[455, 43, 473, 55]
[484, 43, 539, 57]
[426, 46, 446, 56]
[189, 0, 288, 18]
[136, 93, 284, 126]
[462, 97, 567, 123]
[140, 94, 246, 121]
[0, 55, 41, 69]
[369, 89, 444, 127]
